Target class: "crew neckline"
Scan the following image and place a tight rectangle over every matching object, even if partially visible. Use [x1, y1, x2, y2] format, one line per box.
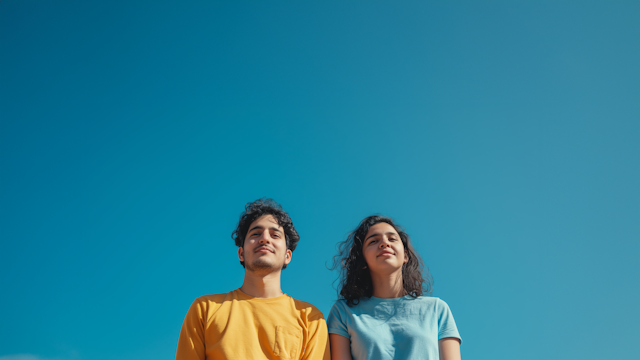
[235, 288, 290, 302]
[369, 295, 413, 302]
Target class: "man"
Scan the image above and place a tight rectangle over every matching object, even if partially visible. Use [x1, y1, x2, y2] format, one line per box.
[176, 198, 330, 360]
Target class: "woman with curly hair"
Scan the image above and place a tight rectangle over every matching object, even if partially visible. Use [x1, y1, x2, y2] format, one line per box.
[327, 215, 462, 360]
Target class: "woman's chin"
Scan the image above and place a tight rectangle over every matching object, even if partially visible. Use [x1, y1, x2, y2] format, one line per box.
[369, 263, 403, 275]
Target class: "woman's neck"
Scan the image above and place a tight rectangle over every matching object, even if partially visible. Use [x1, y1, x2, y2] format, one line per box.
[370, 269, 405, 298]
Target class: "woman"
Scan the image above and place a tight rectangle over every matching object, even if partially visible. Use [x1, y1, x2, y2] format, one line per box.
[327, 216, 462, 360]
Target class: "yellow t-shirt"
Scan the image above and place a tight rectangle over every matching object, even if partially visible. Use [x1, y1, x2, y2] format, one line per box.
[176, 289, 330, 360]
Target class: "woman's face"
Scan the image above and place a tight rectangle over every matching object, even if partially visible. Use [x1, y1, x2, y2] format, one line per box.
[362, 222, 408, 275]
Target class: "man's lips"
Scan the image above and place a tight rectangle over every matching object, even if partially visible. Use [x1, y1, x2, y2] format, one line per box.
[255, 246, 274, 253]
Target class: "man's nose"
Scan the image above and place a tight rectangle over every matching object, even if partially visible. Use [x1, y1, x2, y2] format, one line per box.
[258, 233, 272, 243]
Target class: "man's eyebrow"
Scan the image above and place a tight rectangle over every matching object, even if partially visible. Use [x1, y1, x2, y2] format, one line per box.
[248, 225, 283, 234]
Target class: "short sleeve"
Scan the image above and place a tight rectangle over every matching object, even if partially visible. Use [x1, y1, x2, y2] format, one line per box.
[176, 298, 207, 360]
[301, 311, 331, 360]
[436, 298, 462, 344]
[327, 301, 350, 338]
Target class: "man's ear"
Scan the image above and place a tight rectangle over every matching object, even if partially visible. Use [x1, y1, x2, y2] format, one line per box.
[284, 249, 292, 265]
[238, 247, 244, 262]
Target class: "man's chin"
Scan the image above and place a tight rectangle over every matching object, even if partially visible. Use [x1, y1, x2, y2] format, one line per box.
[245, 260, 284, 273]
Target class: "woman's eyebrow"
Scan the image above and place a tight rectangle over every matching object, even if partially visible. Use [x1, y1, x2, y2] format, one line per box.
[366, 231, 399, 241]
[365, 233, 380, 241]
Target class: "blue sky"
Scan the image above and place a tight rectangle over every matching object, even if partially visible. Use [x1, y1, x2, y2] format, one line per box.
[1, 1, 638, 359]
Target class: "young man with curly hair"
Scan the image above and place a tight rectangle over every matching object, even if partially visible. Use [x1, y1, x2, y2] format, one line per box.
[176, 199, 330, 360]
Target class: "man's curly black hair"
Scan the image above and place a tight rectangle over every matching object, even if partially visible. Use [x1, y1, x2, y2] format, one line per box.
[331, 215, 433, 306]
[231, 198, 300, 269]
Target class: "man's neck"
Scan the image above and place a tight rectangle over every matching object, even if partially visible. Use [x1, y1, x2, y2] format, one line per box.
[239, 269, 284, 298]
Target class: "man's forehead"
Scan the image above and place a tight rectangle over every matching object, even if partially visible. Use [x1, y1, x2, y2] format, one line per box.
[249, 214, 282, 229]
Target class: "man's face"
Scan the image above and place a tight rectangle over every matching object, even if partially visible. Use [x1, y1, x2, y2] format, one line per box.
[238, 214, 292, 273]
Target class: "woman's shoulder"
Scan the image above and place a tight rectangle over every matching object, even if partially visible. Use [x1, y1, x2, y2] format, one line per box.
[404, 296, 453, 311]
[329, 298, 350, 311]
[327, 299, 353, 328]
[405, 295, 441, 303]
[328, 298, 369, 317]
[411, 295, 450, 303]
[330, 296, 451, 309]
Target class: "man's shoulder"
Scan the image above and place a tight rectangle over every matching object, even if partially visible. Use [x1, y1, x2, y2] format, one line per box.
[194, 291, 234, 302]
[290, 296, 325, 320]
[184, 290, 242, 319]
[189, 290, 240, 309]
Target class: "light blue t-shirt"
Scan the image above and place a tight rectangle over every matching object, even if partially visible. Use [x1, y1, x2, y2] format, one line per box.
[327, 296, 461, 360]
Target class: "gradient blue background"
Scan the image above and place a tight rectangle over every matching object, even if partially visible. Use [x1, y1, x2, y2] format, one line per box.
[1, 1, 638, 360]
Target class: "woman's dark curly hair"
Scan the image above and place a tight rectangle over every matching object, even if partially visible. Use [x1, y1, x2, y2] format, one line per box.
[331, 215, 433, 306]
[231, 198, 300, 269]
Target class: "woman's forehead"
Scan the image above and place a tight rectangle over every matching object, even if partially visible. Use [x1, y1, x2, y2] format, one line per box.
[366, 222, 398, 236]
